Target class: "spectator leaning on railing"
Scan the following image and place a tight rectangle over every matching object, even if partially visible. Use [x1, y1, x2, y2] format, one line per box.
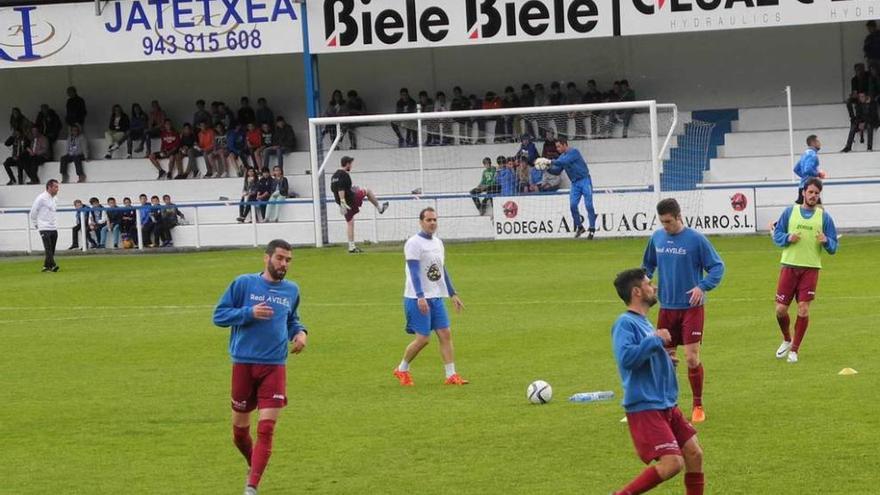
[104, 197, 122, 249]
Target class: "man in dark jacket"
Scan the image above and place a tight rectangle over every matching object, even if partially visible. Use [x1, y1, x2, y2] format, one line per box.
[391, 88, 417, 147]
[3, 129, 29, 185]
[842, 92, 878, 152]
[262, 117, 295, 172]
[36, 104, 62, 145]
[65, 87, 87, 130]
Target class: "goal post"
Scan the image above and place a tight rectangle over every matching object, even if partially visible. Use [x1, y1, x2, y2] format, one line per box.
[308, 100, 679, 248]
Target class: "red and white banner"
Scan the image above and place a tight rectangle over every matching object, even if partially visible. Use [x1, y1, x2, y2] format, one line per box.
[493, 188, 756, 240]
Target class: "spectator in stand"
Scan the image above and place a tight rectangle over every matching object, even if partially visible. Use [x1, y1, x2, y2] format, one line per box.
[10, 107, 33, 138]
[226, 122, 247, 176]
[127, 103, 148, 158]
[103, 197, 122, 249]
[848, 64, 870, 121]
[391, 88, 417, 147]
[497, 156, 518, 196]
[88, 197, 107, 248]
[210, 122, 229, 178]
[469, 157, 499, 215]
[532, 83, 550, 139]
[59, 124, 88, 183]
[520, 84, 537, 137]
[148, 119, 180, 179]
[237, 97, 256, 126]
[3, 129, 29, 185]
[255, 97, 274, 127]
[346, 90, 366, 149]
[526, 159, 544, 194]
[237, 167, 259, 222]
[35, 104, 62, 146]
[68, 199, 96, 249]
[434, 91, 452, 145]
[842, 92, 878, 152]
[617, 80, 636, 138]
[482, 91, 504, 143]
[193, 99, 212, 129]
[160, 194, 185, 247]
[196, 121, 216, 177]
[245, 122, 263, 169]
[142, 195, 165, 247]
[564, 82, 585, 139]
[210, 101, 222, 125]
[450, 86, 472, 144]
[262, 116, 295, 171]
[120, 197, 137, 246]
[264, 165, 290, 223]
[65, 86, 87, 130]
[516, 155, 531, 193]
[536, 164, 562, 192]
[548, 82, 567, 138]
[175, 123, 199, 179]
[582, 80, 603, 137]
[323, 90, 347, 145]
[542, 129, 560, 160]
[137, 194, 151, 246]
[21, 125, 50, 184]
[600, 81, 622, 138]
[259, 122, 273, 161]
[501, 86, 521, 143]
[864, 21, 880, 70]
[516, 133, 539, 165]
[146, 100, 167, 154]
[103, 104, 129, 159]
[415, 91, 436, 145]
[534, 83, 549, 106]
[255, 167, 273, 222]
[216, 102, 235, 129]
[468, 94, 484, 144]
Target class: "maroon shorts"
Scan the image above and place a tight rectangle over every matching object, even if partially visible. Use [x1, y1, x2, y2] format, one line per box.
[776, 266, 820, 305]
[231, 363, 287, 412]
[657, 306, 704, 347]
[626, 406, 697, 464]
[344, 187, 367, 222]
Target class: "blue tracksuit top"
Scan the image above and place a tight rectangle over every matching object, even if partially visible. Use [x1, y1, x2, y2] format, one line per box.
[497, 167, 517, 196]
[612, 311, 678, 413]
[793, 148, 819, 189]
[642, 227, 725, 310]
[772, 206, 839, 255]
[213, 273, 306, 365]
[548, 148, 590, 182]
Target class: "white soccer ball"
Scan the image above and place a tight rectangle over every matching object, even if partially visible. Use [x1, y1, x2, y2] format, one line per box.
[534, 158, 551, 170]
[527, 380, 552, 404]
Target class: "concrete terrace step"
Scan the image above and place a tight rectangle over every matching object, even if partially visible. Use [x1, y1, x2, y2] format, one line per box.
[719, 127, 854, 158]
[733, 103, 848, 132]
[706, 152, 879, 183]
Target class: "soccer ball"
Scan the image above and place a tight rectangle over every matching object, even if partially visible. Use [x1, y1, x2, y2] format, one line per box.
[527, 380, 552, 404]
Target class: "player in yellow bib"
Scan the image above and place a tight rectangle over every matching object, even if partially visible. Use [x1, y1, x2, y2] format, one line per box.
[770, 178, 839, 363]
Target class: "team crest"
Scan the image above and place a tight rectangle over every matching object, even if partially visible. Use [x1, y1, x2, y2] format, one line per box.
[426, 263, 442, 281]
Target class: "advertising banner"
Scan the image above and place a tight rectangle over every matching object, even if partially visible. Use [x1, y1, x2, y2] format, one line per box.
[619, 0, 880, 36]
[0, 0, 303, 69]
[493, 188, 756, 240]
[310, 0, 614, 53]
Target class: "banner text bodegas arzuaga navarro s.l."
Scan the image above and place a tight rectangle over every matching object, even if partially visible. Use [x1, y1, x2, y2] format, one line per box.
[0, 0, 303, 69]
[492, 188, 756, 240]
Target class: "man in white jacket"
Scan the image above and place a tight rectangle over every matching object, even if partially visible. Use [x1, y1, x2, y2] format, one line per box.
[29, 179, 60, 272]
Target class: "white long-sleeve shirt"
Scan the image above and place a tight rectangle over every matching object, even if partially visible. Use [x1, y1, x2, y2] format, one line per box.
[29, 191, 57, 231]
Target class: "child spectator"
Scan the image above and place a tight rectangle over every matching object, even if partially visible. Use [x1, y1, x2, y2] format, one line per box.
[255, 167, 273, 222]
[210, 122, 229, 178]
[127, 103, 148, 158]
[103, 104, 129, 159]
[175, 123, 199, 179]
[263, 165, 290, 223]
[196, 121, 216, 177]
[103, 197, 122, 249]
[148, 119, 180, 180]
[262, 117, 295, 171]
[245, 122, 263, 169]
[225, 123, 247, 177]
[236, 168, 259, 222]
[160, 194, 185, 247]
[255, 97, 275, 127]
[59, 124, 88, 183]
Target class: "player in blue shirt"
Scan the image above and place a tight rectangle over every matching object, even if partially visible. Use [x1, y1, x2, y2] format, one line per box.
[793, 135, 826, 204]
[213, 239, 308, 495]
[611, 268, 704, 495]
[642, 199, 724, 423]
[546, 138, 597, 239]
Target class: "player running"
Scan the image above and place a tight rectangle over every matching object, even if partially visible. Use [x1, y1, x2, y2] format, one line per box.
[330, 155, 389, 253]
[793, 135, 827, 204]
[535, 138, 597, 239]
[213, 239, 309, 495]
[771, 177, 838, 363]
[393, 207, 467, 386]
[611, 268, 705, 495]
[642, 198, 724, 423]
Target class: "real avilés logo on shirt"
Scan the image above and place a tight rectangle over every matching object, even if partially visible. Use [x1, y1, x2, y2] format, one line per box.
[656, 246, 687, 255]
[250, 293, 290, 307]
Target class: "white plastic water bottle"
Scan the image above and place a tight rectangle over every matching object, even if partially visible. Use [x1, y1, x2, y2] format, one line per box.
[568, 391, 615, 403]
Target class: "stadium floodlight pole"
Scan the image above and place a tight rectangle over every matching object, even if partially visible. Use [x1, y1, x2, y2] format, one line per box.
[786, 85, 795, 182]
[416, 104, 425, 194]
[649, 100, 661, 202]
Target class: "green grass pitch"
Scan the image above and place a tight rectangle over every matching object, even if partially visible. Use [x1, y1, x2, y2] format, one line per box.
[1, 235, 877, 494]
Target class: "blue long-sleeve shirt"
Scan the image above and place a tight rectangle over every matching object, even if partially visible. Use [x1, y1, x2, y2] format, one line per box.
[497, 167, 517, 196]
[213, 273, 306, 365]
[612, 311, 678, 413]
[139, 203, 152, 225]
[642, 227, 725, 310]
[517, 141, 538, 165]
[772, 206, 839, 255]
[548, 148, 590, 182]
[793, 148, 820, 188]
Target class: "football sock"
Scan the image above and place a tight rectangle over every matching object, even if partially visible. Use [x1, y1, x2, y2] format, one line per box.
[792, 316, 809, 352]
[618, 466, 663, 494]
[348, 241, 356, 250]
[776, 313, 792, 341]
[248, 419, 276, 488]
[685, 472, 705, 495]
[444, 363, 456, 378]
[398, 359, 410, 372]
[688, 364, 704, 407]
[232, 425, 253, 466]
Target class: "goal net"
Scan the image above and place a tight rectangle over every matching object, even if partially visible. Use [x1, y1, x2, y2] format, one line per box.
[308, 101, 694, 247]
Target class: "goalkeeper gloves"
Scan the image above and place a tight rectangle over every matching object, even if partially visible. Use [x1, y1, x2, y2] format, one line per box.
[534, 157, 551, 170]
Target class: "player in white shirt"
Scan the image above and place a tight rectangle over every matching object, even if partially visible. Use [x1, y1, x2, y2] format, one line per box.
[393, 207, 467, 386]
[29, 179, 60, 272]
